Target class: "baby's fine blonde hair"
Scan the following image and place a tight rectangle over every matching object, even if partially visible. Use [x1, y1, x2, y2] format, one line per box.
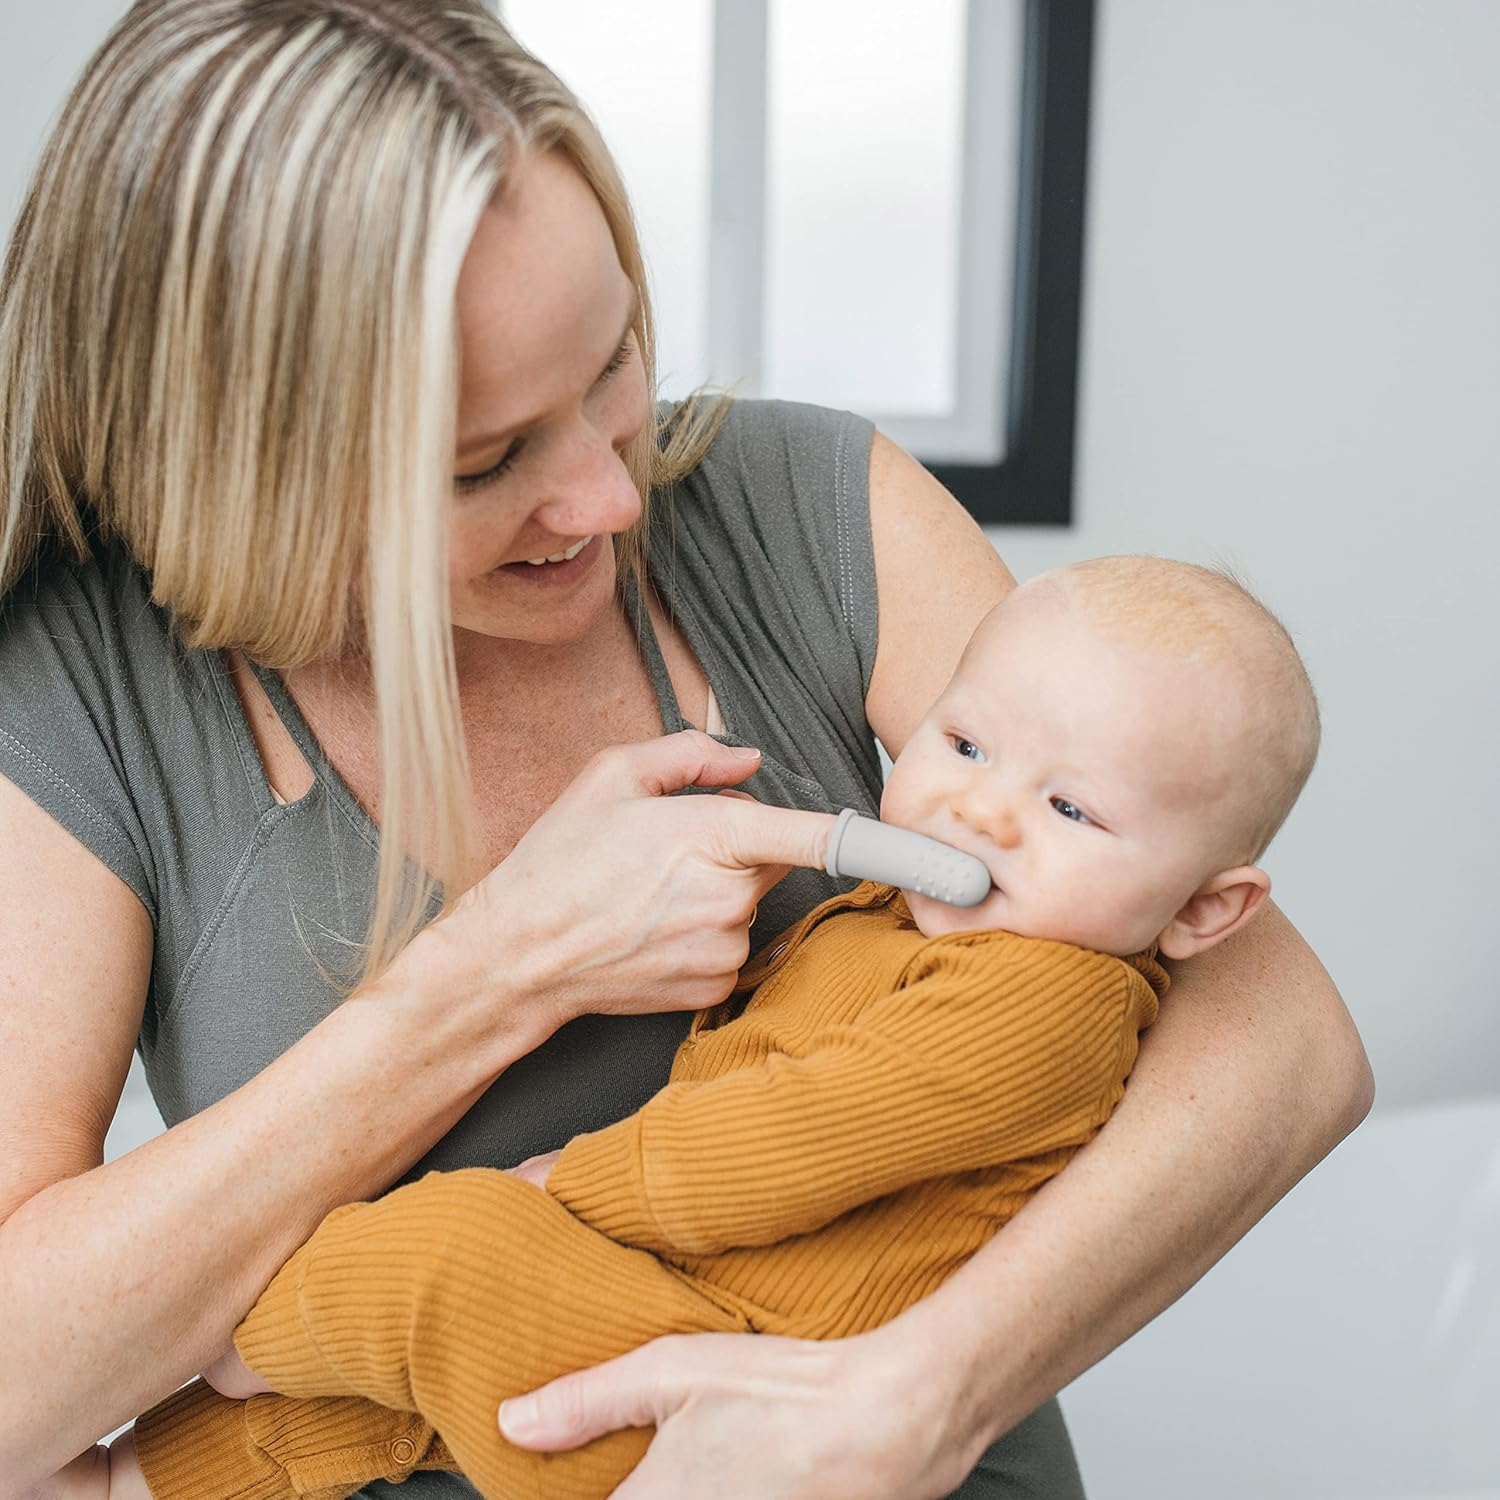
[0, 0, 725, 985]
[1039, 555, 1321, 863]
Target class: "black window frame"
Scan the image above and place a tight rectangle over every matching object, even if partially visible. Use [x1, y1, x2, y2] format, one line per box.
[925, 0, 1095, 527]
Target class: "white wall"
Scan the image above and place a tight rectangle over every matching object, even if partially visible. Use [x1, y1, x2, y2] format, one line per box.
[996, 0, 1500, 1110]
[1048, 7, 1500, 1481]
[1063, 1096, 1500, 1499]
[0, 1, 130, 231]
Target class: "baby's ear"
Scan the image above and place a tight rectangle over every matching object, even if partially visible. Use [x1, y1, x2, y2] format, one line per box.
[1155, 867, 1271, 960]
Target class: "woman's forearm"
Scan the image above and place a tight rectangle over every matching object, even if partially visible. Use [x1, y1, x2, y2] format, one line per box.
[0, 936, 538, 1489]
[888, 901, 1373, 1454]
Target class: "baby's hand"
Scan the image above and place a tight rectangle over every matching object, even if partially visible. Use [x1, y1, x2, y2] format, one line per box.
[505, 1148, 562, 1191]
[202, 1342, 274, 1399]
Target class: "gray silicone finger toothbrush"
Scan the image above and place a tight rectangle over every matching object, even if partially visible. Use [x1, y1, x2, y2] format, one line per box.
[823, 808, 992, 907]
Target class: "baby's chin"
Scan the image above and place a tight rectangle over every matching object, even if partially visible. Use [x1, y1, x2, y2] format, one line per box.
[906, 888, 1157, 956]
[903, 885, 1007, 940]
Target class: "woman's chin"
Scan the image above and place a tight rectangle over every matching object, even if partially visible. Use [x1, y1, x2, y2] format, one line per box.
[452, 540, 618, 644]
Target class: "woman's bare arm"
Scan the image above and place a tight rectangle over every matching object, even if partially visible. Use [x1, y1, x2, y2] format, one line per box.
[895, 896, 1372, 1463]
[0, 775, 534, 1488]
[864, 431, 1372, 1452]
[861, 431, 1372, 1446]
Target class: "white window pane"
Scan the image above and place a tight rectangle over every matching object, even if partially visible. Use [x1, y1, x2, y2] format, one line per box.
[501, 2, 714, 397]
[880, 0, 1024, 464]
[764, 0, 966, 417]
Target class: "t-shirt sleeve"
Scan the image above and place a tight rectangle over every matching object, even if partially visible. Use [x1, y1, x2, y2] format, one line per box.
[0, 547, 161, 921]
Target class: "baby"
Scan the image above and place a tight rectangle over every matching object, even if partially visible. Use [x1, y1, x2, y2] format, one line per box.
[63, 554, 1319, 1500]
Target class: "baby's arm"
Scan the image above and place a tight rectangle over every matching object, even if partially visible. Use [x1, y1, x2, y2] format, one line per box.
[548, 937, 1154, 1256]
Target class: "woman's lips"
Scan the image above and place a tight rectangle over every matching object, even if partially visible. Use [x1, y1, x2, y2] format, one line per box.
[496, 533, 602, 584]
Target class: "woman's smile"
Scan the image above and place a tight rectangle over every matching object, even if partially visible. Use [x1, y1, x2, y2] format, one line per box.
[493, 532, 603, 586]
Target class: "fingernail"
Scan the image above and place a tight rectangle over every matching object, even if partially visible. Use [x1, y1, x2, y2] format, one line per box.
[729, 745, 760, 760]
[499, 1396, 537, 1437]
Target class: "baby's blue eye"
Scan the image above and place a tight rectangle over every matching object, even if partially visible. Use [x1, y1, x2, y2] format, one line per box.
[951, 736, 983, 762]
[1051, 797, 1091, 825]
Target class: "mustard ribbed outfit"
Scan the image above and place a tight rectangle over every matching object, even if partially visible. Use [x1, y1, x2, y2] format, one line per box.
[133, 883, 1164, 1500]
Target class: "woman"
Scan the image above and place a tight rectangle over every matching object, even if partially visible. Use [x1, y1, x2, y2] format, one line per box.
[0, 4, 1371, 1497]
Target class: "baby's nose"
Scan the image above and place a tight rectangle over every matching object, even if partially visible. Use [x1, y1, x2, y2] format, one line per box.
[989, 806, 1023, 850]
[954, 795, 1022, 850]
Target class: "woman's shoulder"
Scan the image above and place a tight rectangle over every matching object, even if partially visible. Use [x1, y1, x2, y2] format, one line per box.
[658, 397, 877, 599]
[0, 534, 193, 733]
[707, 394, 872, 439]
[2, 534, 166, 655]
[0, 537, 205, 924]
[670, 397, 875, 497]
[653, 398, 878, 673]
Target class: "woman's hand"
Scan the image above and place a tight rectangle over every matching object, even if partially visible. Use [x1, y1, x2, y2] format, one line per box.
[497, 1323, 982, 1500]
[411, 731, 834, 1048]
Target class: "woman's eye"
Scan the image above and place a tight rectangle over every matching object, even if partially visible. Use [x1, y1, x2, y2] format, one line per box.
[453, 338, 632, 496]
[1050, 797, 1091, 825]
[455, 439, 524, 494]
[951, 736, 984, 762]
[596, 336, 634, 385]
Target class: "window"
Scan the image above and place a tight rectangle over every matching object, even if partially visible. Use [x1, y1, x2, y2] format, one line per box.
[498, 0, 1094, 524]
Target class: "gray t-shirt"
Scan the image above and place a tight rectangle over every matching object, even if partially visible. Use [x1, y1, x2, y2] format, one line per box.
[0, 399, 1083, 1499]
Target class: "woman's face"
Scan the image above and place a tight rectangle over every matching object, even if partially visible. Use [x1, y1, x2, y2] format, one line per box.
[448, 150, 650, 646]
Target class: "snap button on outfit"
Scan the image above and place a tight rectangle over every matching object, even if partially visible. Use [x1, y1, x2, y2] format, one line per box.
[390, 1437, 417, 1465]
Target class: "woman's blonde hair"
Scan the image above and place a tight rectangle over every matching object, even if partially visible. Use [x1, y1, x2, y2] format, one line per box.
[0, 0, 726, 986]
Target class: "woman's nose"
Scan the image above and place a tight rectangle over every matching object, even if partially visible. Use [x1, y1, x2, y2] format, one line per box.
[532, 431, 642, 538]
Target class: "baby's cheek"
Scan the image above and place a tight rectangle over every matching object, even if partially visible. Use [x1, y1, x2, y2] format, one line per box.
[877, 776, 911, 828]
[1079, 875, 1155, 953]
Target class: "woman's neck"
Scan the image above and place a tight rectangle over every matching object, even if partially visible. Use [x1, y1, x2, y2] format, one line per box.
[447, 594, 636, 702]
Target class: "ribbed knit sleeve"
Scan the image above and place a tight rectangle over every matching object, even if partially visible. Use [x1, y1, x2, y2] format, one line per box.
[549, 935, 1157, 1256]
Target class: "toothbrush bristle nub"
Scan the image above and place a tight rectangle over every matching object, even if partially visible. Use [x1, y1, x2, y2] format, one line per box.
[824, 810, 991, 908]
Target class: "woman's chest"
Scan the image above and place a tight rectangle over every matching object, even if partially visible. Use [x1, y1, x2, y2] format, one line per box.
[459, 690, 669, 863]
[260, 592, 710, 864]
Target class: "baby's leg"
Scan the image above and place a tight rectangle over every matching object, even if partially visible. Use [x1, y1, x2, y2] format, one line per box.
[23, 1433, 148, 1500]
[105, 1432, 152, 1500]
[235, 1169, 749, 1498]
[22, 1445, 110, 1500]
[132, 1379, 450, 1500]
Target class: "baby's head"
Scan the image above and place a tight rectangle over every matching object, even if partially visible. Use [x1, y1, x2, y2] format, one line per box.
[880, 556, 1320, 958]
